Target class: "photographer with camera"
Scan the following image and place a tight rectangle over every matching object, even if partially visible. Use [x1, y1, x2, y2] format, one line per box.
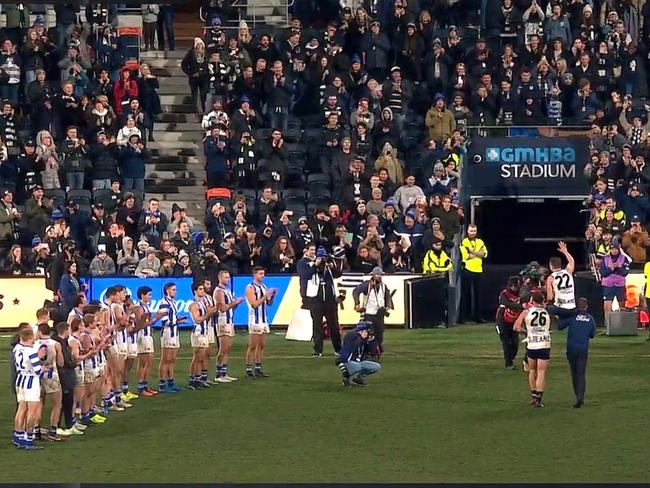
[352, 266, 394, 358]
[297, 244, 343, 358]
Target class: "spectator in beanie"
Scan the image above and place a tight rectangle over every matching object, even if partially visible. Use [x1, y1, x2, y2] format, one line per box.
[90, 245, 116, 276]
[426, 94, 456, 144]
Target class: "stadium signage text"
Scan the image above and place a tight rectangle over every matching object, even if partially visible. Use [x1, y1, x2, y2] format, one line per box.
[466, 136, 589, 197]
[500, 163, 576, 179]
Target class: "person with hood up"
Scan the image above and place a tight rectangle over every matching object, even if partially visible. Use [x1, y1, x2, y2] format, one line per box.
[34, 130, 61, 190]
[372, 106, 399, 152]
[113, 67, 139, 116]
[116, 236, 139, 274]
[374, 141, 403, 184]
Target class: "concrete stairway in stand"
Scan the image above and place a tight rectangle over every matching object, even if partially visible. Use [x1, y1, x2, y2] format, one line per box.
[141, 50, 206, 230]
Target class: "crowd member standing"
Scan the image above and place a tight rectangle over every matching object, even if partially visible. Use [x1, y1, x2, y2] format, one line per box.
[514, 291, 552, 408]
[459, 224, 488, 324]
[297, 244, 343, 358]
[554, 298, 597, 408]
[353, 267, 393, 358]
[496, 276, 524, 369]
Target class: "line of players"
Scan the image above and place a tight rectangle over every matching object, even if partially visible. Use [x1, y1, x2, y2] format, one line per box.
[496, 241, 592, 408]
[12, 266, 276, 449]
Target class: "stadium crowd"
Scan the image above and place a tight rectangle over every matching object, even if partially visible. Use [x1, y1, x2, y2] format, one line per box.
[0, 0, 648, 312]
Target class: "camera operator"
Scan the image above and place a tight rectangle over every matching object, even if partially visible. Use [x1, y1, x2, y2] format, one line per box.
[352, 266, 393, 358]
[297, 244, 342, 358]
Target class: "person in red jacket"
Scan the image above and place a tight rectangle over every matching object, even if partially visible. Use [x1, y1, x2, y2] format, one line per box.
[113, 67, 138, 116]
[496, 276, 524, 369]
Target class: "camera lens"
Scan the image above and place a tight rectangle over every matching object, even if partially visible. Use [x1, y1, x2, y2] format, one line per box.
[473, 154, 482, 163]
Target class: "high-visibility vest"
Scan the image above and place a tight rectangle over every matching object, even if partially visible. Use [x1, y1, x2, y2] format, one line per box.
[644, 261, 650, 298]
[460, 237, 488, 273]
[423, 250, 452, 274]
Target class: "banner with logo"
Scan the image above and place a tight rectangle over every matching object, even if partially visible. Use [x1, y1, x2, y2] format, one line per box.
[465, 137, 590, 197]
[0, 278, 53, 330]
[88, 274, 416, 328]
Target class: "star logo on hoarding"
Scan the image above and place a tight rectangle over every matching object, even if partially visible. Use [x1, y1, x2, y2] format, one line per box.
[486, 148, 500, 162]
[13, 298, 19, 305]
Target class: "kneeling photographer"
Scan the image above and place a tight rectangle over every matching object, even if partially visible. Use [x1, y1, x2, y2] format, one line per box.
[297, 244, 343, 357]
[352, 267, 394, 359]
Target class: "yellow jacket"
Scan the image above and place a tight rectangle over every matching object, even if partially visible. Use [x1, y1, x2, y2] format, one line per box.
[422, 249, 452, 274]
[460, 237, 488, 273]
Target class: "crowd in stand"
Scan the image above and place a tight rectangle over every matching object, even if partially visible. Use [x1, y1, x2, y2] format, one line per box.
[2, 0, 650, 313]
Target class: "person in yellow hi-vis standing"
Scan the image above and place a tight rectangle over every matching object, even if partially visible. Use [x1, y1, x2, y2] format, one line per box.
[459, 224, 488, 324]
[422, 238, 453, 327]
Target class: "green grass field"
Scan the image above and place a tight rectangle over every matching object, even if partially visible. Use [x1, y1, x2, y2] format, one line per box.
[1, 326, 648, 483]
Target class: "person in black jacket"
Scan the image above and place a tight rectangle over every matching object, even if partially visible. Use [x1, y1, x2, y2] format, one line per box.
[88, 131, 119, 190]
[297, 244, 342, 357]
[51, 321, 77, 432]
[263, 60, 294, 132]
[181, 37, 209, 113]
[338, 321, 381, 387]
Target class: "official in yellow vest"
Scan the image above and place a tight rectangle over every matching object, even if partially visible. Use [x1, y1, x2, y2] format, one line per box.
[643, 261, 650, 300]
[422, 239, 452, 274]
[422, 238, 452, 327]
[459, 224, 488, 323]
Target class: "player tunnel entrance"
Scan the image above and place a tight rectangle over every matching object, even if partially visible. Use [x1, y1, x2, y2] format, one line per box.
[471, 196, 587, 267]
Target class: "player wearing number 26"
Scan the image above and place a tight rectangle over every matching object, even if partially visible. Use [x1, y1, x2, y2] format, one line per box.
[514, 291, 551, 408]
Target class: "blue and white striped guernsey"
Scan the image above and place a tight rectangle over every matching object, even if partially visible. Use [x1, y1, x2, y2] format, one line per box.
[217, 285, 235, 325]
[82, 331, 97, 370]
[158, 296, 179, 337]
[202, 293, 218, 330]
[193, 300, 208, 336]
[138, 302, 152, 337]
[247, 281, 268, 325]
[13, 343, 43, 390]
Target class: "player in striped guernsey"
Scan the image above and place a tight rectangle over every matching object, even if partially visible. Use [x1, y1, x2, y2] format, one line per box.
[67, 295, 87, 325]
[245, 266, 276, 378]
[134, 286, 166, 396]
[35, 323, 64, 442]
[13, 327, 47, 449]
[158, 283, 188, 393]
[67, 318, 89, 435]
[202, 277, 218, 385]
[101, 286, 131, 412]
[214, 269, 243, 382]
[120, 294, 140, 401]
[80, 313, 106, 424]
[188, 282, 218, 390]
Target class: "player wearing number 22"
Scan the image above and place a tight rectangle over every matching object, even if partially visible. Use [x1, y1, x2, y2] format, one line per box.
[514, 291, 551, 408]
[546, 241, 576, 313]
